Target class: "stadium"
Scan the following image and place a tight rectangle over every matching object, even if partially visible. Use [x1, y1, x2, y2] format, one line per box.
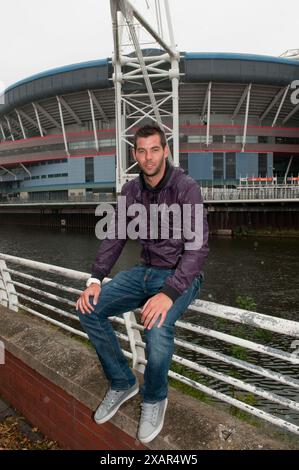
[0, 51, 299, 201]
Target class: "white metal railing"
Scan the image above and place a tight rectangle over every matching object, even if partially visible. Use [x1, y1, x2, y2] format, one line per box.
[201, 185, 299, 202]
[0, 193, 116, 205]
[1, 253, 299, 437]
[0, 185, 299, 206]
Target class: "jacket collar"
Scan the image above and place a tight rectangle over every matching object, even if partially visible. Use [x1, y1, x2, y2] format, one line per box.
[139, 159, 173, 192]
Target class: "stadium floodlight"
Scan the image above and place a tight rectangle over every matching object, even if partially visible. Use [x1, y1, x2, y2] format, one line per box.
[110, 0, 181, 192]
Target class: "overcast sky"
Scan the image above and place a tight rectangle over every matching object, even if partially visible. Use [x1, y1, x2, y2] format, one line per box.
[1, 0, 298, 91]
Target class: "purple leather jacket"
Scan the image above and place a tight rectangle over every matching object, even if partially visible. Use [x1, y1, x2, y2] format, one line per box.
[91, 160, 209, 302]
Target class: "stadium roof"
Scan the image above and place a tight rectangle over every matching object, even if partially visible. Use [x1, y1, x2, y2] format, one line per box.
[1, 51, 299, 136]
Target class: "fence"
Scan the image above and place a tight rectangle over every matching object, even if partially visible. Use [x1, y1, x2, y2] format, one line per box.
[1, 253, 299, 436]
[1, 185, 299, 205]
[201, 185, 299, 202]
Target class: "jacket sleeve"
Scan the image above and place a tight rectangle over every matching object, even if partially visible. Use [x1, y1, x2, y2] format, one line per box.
[160, 182, 209, 302]
[91, 184, 130, 282]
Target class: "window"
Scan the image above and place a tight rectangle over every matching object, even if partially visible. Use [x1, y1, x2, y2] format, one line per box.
[226, 153, 236, 179]
[276, 136, 299, 145]
[236, 135, 257, 144]
[48, 173, 68, 179]
[258, 153, 268, 177]
[85, 158, 94, 183]
[258, 136, 268, 144]
[24, 175, 40, 180]
[213, 153, 224, 179]
[69, 141, 95, 150]
[187, 135, 212, 144]
[99, 139, 116, 147]
[68, 140, 116, 150]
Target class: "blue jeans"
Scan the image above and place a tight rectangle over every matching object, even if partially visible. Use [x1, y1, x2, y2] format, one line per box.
[77, 265, 203, 403]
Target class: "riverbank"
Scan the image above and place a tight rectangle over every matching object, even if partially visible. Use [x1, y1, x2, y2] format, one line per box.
[234, 228, 299, 238]
[0, 198, 298, 235]
[211, 228, 299, 238]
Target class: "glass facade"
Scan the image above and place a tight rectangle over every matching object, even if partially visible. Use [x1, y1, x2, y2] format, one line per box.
[226, 153, 236, 179]
[213, 153, 224, 179]
[85, 157, 94, 183]
[258, 153, 268, 177]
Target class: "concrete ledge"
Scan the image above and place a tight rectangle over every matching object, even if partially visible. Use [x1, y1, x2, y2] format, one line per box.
[0, 305, 298, 450]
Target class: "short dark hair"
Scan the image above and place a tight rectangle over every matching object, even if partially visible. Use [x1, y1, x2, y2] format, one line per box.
[134, 125, 167, 150]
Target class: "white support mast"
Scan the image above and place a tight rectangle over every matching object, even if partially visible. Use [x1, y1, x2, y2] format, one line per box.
[110, 0, 181, 193]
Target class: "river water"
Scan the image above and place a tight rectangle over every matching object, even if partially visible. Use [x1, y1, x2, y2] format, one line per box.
[0, 224, 298, 424]
[0, 224, 297, 319]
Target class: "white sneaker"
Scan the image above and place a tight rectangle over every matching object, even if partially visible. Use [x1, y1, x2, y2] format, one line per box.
[137, 398, 168, 443]
[94, 381, 139, 424]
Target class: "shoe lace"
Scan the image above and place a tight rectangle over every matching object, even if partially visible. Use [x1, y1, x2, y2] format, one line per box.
[141, 402, 159, 425]
[102, 389, 122, 409]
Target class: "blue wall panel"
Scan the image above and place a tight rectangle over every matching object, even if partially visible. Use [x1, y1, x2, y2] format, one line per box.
[67, 157, 85, 184]
[15, 152, 274, 190]
[236, 153, 258, 178]
[94, 156, 115, 183]
[19, 161, 69, 188]
[31, 163, 68, 175]
[188, 153, 213, 180]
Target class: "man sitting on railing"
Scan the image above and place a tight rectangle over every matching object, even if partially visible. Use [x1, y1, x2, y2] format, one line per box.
[75, 124, 209, 444]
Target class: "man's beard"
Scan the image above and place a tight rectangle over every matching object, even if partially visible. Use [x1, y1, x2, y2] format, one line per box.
[141, 158, 165, 177]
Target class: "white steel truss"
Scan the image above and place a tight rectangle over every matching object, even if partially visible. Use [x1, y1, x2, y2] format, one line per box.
[19, 163, 31, 178]
[0, 166, 17, 179]
[32, 103, 46, 136]
[110, 0, 181, 192]
[272, 85, 290, 127]
[56, 96, 70, 157]
[241, 83, 252, 153]
[16, 110, 27, 139]
[0, 123, 6, 141]
[4, 115, 15, 141]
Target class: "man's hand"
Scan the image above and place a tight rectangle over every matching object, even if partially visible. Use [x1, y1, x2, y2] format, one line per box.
[141, 293, 173, 330]
[76, 284, 101, 315]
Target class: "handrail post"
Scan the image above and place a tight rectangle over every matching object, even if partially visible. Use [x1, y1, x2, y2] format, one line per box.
[0, 260, 18, 312]
[123, 311, 145, 373]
